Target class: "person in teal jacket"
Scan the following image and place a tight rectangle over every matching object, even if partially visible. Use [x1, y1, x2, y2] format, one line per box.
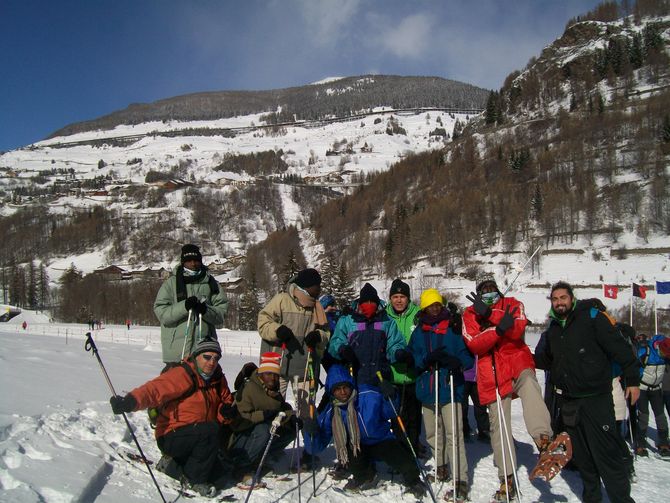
[154, 244, 229, 367]
[328, 283, 412, 387]
[385, 279, 423, 454]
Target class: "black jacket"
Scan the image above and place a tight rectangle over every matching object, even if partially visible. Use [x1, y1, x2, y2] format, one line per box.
[535, 300, 640, 398]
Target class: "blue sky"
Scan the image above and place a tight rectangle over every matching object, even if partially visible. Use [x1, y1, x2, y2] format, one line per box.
[0, 0, 603, 152]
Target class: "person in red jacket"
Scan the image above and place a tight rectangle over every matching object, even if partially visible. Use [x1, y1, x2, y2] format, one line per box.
[462, 279, 552, 502]
[110, 338, 238, 497]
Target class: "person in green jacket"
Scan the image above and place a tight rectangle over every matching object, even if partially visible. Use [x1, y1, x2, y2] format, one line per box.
[154, 244, 229, 369]
[385, 278, 423, 454]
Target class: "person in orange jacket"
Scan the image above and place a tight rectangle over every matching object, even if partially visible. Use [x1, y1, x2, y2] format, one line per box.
[110, 338, 238, 497]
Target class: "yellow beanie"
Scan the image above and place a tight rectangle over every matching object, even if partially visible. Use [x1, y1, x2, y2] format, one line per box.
[420, 288, 443, 310]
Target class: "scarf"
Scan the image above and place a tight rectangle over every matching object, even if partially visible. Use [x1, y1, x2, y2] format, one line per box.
[175, 265, 207, 301]
[418, 307, 450, 326]
[289, 283, 328, 329]
[331, 389, 360, 466]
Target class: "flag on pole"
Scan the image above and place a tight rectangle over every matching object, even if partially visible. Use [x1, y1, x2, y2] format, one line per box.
[632, 283, 647, 299]
[604, 285, 618, 299]
[656, 281, 670, 295]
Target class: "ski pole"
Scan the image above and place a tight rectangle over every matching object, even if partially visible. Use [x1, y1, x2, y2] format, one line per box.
[502, 245, 542, 295]
[307, 349, 317, 497]
[450, 372, 457, 501]
[84, 333, 167, 503]
[293, 376, 302, 503]
[244, 411, 286, 503]
[377, 372, 437, 503]
[180, 309, 193, 360]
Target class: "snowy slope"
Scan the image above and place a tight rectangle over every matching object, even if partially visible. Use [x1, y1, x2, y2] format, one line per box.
[1, 321, 669, 503]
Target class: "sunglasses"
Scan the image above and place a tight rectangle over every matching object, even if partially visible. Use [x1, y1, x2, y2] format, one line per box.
[201, 354, 220, 362]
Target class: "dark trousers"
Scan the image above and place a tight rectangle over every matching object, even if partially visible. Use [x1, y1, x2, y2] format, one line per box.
[391, 383, 423, 450]
[158, 422, 220, 484]
[461, 380, 490, 435]
[228, 422, 296, 472]
[665, 391, 670, 419]
[348, 438, 419, 485]
[564, 394, 634, 503]
[637, 387, 669, 446]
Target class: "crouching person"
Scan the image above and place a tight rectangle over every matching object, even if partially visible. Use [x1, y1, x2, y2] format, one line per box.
[109, 338, 236, 497]
[303, 364, 427, 498]
[227, 352, 299, 486]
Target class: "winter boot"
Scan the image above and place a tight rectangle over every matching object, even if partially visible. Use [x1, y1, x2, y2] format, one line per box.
[492, 475, 516, 502]
[658, 444, 670, 458]
[635, 446, 648, 457]
[328, 461, 350, 480]
[404, 479, 428, 499]
[342, 473, 379, 493]
[443, 480, 469, 502]
[427, 464, 450, 482]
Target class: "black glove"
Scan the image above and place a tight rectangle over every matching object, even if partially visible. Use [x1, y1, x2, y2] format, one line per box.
[379, 379, 396, 399]
[394, 349, 414, 368]
[110, 394, 136, 414]
[276, 325, 294, 343]
[288, 414, 303, 430]
[466, 291, 492, 318]
[302, 418, 320, 436]
[280, 401, 293, 412]
[185, 296, 199, 312]
[447, 302, 462, 335]
[496, 306, 518, 336]
[338, 345, 357, 364]
[304, 330, 321, 349]
[425, 349, 461, 371]
[234, 362, 258, 391]
[194, 301, 207, 315]
[220, 403, 239, 420]
[263, 410, 277, 422]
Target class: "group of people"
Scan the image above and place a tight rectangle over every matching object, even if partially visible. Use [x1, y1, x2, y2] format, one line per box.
[108, 243, 666, 502]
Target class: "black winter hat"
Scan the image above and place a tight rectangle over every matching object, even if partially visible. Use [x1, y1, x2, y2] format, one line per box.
[476, 277, 501, 295]
[389, 278, 410, 298]
[181, 244, 202, 264]
[193, 337, 221, 357]
[358, 283, 380, 304]
[294, 268, 322, 289]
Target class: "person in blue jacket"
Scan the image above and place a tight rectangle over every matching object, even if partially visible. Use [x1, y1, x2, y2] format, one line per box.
[408, 288, 474, 502]
[302, 364, 426, 497]
[635, 333, 670, 456]
[327, 283, 413, 387]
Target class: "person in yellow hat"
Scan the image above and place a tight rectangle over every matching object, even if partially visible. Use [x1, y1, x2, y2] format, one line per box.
[407, 289, 474, 502]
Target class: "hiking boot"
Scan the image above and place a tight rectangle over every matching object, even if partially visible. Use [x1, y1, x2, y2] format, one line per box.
[405, 480, 428, 499]
[189, 482, 217, 497]
[443, 481, 469, 502]
[342, 474, 378, 493]
[635, 446, 648, 457]
[536, 434, 551, 453]
[427, 464, 450, 482]
[658, 444, 670, 457]
[492, 476, 516, 502]
[329, 462, 350, 480]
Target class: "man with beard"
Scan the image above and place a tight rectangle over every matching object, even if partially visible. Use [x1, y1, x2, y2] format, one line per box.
[535, 281, 640, 503]
[154, 244, 229, 369]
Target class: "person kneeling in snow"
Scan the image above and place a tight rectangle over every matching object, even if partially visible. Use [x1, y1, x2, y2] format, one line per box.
[227, 352, 299, 486]
[302, 364, 427, 498]
[110, 338, 237, 497]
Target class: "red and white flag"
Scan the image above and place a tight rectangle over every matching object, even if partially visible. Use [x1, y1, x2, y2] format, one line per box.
[603, 284, 618, 299]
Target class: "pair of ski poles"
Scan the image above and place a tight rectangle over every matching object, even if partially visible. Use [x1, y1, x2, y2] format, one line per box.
[180, 301, 206, 360]
[430, 364, 458, 502]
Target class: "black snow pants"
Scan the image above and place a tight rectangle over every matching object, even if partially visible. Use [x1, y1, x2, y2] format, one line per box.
[348, 438, 419, 486]
[392, 382, 423, 451]
[637, 387, 669, 447]
[563, 393, 634, 503]
[158, 421, 220, 484]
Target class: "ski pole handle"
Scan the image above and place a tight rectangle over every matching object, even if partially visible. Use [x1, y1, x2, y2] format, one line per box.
[272, 411, 286, 430]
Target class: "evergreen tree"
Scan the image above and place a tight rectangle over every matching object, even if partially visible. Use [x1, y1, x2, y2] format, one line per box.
[661, 114, 670, 143]
[278, 250, 300, 289]
[27, 260, 37, 310]
[38, 263, 50, 309]
[333, 261, 356, 310]
[239, 273, 262, 331]
[320, 251, 338, 296]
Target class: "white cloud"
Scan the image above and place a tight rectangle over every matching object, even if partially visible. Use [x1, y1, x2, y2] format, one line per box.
[296, 0, 361, 47]
[375, 13, 434, 59]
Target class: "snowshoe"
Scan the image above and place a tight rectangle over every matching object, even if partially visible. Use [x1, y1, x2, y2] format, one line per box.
[443, 481, 469, 502]
[529, 431, 573, 482]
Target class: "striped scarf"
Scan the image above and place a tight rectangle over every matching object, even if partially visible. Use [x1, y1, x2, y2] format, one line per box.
[331, 389, 360, 466]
